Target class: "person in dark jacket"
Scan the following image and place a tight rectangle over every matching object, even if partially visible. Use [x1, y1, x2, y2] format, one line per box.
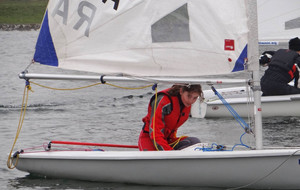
[260, 37, 300, 96]
[138, 84, 203, 151]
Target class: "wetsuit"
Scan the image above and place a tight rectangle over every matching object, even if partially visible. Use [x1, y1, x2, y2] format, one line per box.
[260, 49, 300, 96]
[138, 89, 200, 151]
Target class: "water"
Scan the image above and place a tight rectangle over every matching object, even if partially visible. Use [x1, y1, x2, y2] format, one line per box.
[1, 31, 300, 190]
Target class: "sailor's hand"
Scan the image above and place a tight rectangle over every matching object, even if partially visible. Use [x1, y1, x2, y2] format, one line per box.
[259, 55, 270, 66]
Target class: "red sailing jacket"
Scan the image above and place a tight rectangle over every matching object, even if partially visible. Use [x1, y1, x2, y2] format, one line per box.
[141, 89, 190, 150]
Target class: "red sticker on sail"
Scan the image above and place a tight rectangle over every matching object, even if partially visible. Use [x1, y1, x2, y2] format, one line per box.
[224, 39, 235, 51]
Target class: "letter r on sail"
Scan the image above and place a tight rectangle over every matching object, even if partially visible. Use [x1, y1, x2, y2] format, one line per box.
[73, 1, 97, 37]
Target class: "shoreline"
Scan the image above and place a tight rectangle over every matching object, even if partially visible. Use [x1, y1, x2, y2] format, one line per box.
[0, 24, 40, 31]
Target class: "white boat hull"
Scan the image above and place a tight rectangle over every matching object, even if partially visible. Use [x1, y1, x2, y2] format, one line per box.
[191, 87, 300, 118]
[14, 148, 300, 189]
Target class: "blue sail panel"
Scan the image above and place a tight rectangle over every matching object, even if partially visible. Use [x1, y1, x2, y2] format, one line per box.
[34, 10, 58, 67]
[232, 44, 247, 72]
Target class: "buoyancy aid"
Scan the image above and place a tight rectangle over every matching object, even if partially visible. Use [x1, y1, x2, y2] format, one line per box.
[269, 49, 299, 81]
[141, 88, 190, 150]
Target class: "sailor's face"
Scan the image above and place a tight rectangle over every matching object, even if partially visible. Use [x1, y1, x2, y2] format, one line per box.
[180, 90, 199, 107]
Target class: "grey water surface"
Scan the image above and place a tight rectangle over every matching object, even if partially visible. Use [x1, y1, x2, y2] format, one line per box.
[1, 31, 300, 190]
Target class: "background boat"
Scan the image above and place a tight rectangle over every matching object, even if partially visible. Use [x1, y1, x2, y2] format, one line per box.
[191, 86, 300, 118]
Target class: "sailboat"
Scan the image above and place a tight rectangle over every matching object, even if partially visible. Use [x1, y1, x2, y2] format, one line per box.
[191, 85, 300, 118]
[8, 0, 300, 189]
[191, 0, 300, 118]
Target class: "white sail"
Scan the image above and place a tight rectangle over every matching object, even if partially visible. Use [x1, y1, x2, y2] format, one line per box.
[34, 0, 248, 77]
[257, 0, 300, 44]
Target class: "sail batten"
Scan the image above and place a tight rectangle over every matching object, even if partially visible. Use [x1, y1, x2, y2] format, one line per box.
[33, 0, 249, 77]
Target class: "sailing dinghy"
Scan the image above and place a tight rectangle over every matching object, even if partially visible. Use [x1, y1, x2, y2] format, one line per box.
[8, 0, 300, 189]
[191, 86, 300, 118]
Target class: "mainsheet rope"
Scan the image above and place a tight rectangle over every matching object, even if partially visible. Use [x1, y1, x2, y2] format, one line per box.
[30, 81, 153, 91]
[7, 81, 31, 169]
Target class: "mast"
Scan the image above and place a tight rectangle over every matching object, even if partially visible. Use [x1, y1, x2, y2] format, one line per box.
[247, 0, 263, 150]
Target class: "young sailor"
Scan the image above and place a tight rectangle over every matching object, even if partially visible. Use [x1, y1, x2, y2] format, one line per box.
[260, 37, 300, 96]
[138, 84, 203, 151]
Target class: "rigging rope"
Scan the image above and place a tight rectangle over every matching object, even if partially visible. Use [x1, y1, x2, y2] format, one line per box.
[169, 136, 188, 149]
[30, 81, 153, 91]
[194, 143, 226, 151]
[7, 81, 31, 169]
[152, 84, 160, 151]
[211, 86, 252, 150]
[30, 81, 102, 90]
[211, 86, 250, 131]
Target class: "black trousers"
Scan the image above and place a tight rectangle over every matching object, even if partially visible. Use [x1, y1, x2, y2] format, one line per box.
[261, 77, 300, 96]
